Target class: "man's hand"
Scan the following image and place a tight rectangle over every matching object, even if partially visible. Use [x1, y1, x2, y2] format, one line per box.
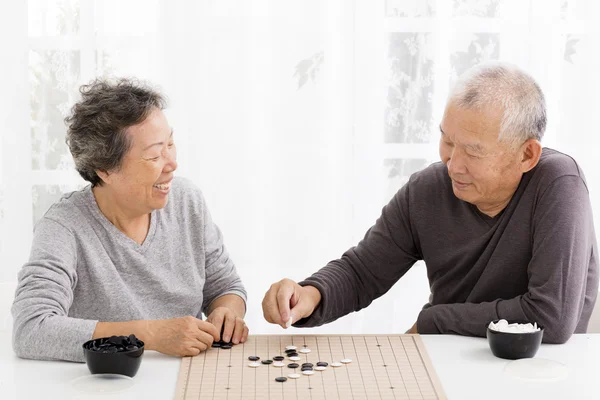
[146, 316, 220, 356]
[406, 321, 418, 334]
[206, 306, 249, 344]
[262, 279, 322, 328]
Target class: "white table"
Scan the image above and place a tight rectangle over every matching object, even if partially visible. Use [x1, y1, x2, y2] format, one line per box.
[0, 332, 598, 399]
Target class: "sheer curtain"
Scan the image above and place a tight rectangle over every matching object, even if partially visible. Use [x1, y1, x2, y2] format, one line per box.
[0, 0, 598, 334]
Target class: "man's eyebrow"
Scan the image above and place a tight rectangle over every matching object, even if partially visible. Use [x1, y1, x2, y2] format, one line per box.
[143, 129, 174, 151]
[465, 143, 485, 153]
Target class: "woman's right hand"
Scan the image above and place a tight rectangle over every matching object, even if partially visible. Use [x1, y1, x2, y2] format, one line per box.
[146, 316, 220, 356]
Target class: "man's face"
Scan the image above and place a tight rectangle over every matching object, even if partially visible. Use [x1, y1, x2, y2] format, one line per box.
[439, 102, 524, 215]
[105, 108, 178, 214]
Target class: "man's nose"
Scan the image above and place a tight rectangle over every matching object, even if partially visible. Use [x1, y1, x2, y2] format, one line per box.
[447, 148, 466, 175]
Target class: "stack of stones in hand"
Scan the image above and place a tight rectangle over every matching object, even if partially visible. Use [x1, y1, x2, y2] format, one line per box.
[83, 334, 143, 353]
[215, 344, 353, 383]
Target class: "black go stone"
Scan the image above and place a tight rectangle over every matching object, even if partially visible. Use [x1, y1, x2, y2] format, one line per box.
[211, 342, 221, 348]
[273, 356, 285, 361]
[301, 367, 313, 372]
[248, 356, 260, 361]
[302, 363, 313, 368]
[261, 359, 273, 365]
[287, 363, 299, 369]
[106, 336, 120, 345]
[275, 377, 287, 383]
[316, 362, 328, 367]
[220, 344, 232, 349]
[287, 352, 299, 357]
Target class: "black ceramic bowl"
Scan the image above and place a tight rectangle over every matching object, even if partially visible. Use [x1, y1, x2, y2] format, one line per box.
[486, 320, 544, 360]
[82, 336, 144, 377]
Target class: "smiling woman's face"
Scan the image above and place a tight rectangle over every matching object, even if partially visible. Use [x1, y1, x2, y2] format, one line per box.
[102, 108, 178, 214]
[439, 102, 524, 215]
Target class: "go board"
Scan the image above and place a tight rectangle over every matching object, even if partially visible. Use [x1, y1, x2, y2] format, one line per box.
[174, 334, 447, 400]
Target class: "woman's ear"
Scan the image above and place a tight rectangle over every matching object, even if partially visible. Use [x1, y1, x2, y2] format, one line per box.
[96, 170, 112, 185]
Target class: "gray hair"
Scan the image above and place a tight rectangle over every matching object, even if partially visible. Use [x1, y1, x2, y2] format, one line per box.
[65, 78, 167, 186]
[448, 62, 546, 145]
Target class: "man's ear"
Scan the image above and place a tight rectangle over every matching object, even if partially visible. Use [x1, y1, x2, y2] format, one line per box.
[519, 139, 542, 173]
[96, 170, 112, 185]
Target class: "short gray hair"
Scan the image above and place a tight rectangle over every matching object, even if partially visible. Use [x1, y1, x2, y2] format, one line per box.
[448, 62, 546, 145]
[65, 78, 167, 186]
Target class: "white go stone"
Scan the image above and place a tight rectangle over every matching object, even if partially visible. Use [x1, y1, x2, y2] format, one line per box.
[288, 373, 301, 379]
[341, 359, 352, 364]
[302, 370, 315, 376]
[273, 361, 285, 367]
[248, 362, 261, 368]
[331, 362, 343, 367]
[285, 345, 297, 351]
[299, 348, 311, 354]
[289, 356, 301, 361]
[315, 366, 327, 371]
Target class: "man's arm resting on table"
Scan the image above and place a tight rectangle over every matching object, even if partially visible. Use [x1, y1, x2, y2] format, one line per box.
[416, 293, 580, 344]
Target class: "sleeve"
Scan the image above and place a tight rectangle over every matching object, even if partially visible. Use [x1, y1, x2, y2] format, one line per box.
[417, 175, 595, 344]
[200, 194, 247, 317]
[295, 183, 420, 327]
[11, 218, 98, 362]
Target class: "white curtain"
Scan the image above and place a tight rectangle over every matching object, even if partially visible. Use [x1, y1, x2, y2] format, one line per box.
[1, 0, 598, 334]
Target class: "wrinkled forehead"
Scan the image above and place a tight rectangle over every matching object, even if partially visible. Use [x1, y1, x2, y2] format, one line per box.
[441, 102, 504, 146]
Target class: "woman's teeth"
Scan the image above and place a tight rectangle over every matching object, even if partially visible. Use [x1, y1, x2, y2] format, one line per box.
[153, 183, 170, 190]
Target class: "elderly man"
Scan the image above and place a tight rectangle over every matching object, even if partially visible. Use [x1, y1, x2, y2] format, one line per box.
[262, 62, 598, 343]
[12, 79, 247, 362]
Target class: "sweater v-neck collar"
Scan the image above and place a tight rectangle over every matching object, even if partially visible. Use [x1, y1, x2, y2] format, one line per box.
[470, 203, 505, 227]
[84, 186, 158, 253]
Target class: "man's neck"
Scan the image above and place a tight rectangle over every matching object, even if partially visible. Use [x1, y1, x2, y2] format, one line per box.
[476, 197, 511, 218]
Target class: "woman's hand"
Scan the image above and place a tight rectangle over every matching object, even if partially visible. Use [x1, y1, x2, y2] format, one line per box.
[145, 316, 220, 356]
[206, 306, 249, 344]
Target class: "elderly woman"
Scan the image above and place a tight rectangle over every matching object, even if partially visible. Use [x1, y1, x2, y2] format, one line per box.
[12, 79, 248, 362]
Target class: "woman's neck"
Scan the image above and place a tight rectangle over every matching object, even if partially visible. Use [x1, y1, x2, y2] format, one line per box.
[92, 185, 151, 245]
